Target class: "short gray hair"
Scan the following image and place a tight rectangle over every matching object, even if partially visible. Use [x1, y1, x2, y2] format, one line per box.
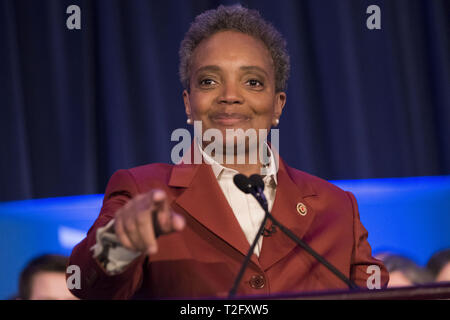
[179, 4, 290, 92]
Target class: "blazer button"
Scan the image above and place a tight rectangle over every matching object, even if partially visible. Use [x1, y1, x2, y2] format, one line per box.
[249, 274, 265, 289]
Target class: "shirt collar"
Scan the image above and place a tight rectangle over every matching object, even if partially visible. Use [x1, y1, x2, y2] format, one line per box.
[196, 139, 278, 185]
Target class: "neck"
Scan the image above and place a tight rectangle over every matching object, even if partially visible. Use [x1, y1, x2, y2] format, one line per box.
[222, 162, 263, 177]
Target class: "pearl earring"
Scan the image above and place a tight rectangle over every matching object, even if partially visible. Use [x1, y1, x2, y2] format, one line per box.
[274, 118, 280, 126]
[187, 118, 193, 125]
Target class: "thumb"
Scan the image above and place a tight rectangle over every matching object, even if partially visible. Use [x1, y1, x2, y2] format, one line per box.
[154, 210, 185, 236]
[171, 212, 186, 231]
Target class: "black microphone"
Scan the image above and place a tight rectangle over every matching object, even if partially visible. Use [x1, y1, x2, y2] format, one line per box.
[233, 174, 253, 194]
[249, 174, 264, 190]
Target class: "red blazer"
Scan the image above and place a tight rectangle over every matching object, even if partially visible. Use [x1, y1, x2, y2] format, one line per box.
[68, 157, 388, 299]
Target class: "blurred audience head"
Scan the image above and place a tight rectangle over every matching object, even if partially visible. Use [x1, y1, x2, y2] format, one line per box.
[375, 253, 433, 287]
[426, 249, 450, 283]
[18, 254, 77, 300]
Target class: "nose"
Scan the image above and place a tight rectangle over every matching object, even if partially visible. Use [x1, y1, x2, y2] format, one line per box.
[218, 81, 244, 105]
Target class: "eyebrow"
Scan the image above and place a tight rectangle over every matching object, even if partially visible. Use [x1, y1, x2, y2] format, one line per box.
[239, 66, 269, 77]
[195, 65, 269, 77]
[194, 65, 221, 76]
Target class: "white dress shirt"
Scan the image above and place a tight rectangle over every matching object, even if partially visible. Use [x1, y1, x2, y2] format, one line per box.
[200, 144, 278, 256]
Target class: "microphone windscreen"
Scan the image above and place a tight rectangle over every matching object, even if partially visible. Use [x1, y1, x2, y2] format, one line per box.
[249, 174, 264, 191]
[233, 174, 252, 194]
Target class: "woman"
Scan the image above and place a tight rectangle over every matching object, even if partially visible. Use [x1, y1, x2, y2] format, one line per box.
[68, 4, 388, 299]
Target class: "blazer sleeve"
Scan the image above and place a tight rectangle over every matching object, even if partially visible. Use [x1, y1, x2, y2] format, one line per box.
[67, 169, 147, 299]
[346, 191, 390, 289]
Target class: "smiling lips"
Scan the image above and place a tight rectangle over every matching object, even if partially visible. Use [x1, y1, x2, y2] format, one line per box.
[210, 113, 251, 126]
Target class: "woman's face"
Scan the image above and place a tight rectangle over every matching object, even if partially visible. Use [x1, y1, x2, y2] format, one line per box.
[183, 30, 286, 148]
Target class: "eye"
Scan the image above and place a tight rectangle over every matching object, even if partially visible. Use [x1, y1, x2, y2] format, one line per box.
[246, 79, 264, 88]
[199, 78, 218, 87]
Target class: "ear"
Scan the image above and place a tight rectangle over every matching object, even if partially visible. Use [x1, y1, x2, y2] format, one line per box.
[183, 89, 191, 118]
[274, 91, 286, 120]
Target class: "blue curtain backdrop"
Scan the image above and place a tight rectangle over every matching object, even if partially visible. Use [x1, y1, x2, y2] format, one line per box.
[1, 0, 449, 201]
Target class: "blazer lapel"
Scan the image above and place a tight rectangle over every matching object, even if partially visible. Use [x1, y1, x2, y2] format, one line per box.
[168, 163, 259, 267]
[258, 158, 317, 271]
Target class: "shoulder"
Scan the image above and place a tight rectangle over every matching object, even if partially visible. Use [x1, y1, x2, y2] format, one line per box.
[284, 165, 354, 213]
[126, 163, 175, 188]
[127, 163, 174, 180]
[106, 163, 175, 194]
[282, 165, 358, 239]
[286, 166, 349, 197]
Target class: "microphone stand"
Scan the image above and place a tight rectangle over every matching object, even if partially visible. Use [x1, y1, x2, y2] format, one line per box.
[251, 184, 359, 290]
[228, 175, 358, 298]
[228, 186, 271, 298]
